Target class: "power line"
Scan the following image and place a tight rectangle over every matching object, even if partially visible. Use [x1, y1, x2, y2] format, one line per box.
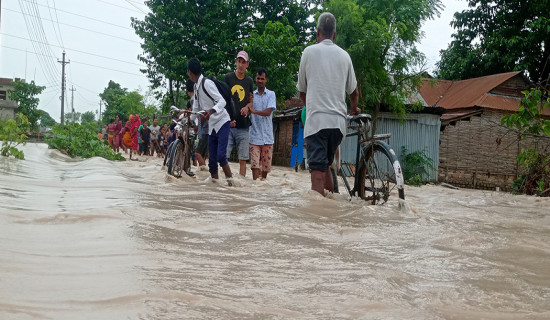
[95, 0, 144, 14]
[2, 33, 145, 66]
[4, 7, 140, 44]
[122, 0, 147, 14]
[18, 0, 133, 30]
[2, 45, 148, 78]
[44, 0, 64, 48]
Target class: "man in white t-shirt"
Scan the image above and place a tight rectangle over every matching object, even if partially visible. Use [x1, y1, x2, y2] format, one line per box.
[149, 118, 161, 157]
[297, 12, 359, 196]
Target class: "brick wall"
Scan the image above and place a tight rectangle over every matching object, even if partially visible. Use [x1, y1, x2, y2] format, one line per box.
[272, 118, 295, 167]
[439, 109, 550, 190]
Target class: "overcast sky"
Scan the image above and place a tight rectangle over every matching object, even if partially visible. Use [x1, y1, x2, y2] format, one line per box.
[0, 0, 469, 122]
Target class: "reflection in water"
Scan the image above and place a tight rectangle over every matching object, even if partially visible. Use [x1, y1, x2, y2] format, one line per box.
[1, 143, 549, 319]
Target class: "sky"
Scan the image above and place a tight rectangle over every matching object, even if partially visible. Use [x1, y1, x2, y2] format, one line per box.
[0, 0, 469, 123]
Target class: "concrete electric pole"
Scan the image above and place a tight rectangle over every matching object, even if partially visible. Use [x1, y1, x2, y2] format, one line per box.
[58, 51, 70, 126]
[70, 86, 76, 122]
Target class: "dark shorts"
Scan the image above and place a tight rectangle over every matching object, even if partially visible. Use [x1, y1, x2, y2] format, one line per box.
[140, 141, 150, 153]
[196, 134, 208, 157]
[305, 129, 343, 172]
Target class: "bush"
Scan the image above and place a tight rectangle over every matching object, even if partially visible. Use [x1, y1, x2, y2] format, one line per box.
[45, 122, 125, 161]
[0, 113, 30, 159]
[400, 146, 435, 186]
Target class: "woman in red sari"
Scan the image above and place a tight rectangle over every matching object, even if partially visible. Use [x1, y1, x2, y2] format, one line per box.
[130, 114, 141, 159]
[113, 115, 123, 153]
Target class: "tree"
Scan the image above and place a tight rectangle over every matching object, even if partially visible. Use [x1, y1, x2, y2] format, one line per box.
[436, 0, 550, 84]
[0, 113, 30, 159]
[131, 0, 318, 109]
[7, 80, 45, 130]
[37, 109, 57, 127]
[81, 111, 96, 124]
[324, 0, 442, 129]
[244, 21, 303, 104]
[64, 111, 82, 123]
[99, 81, 159, 123]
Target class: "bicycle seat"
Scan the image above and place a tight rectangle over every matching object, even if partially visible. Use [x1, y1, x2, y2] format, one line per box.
[347, 113, 371, 125]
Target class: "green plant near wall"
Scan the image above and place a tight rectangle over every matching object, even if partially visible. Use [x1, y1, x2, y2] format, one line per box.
[0, 113, 30, 159]
[400, 146, 435, 186]
[46, 122, 125, 161]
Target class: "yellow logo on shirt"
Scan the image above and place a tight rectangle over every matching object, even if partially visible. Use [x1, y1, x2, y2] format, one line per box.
[231, 85, 245, 102]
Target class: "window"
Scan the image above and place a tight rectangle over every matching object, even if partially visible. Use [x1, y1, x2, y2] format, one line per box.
[0, 90, 6, 100]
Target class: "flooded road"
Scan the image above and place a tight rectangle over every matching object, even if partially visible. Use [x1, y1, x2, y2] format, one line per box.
[1, 143, 549, 319]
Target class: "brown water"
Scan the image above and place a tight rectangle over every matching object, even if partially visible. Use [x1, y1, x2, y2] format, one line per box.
[1, 143, 549, 319]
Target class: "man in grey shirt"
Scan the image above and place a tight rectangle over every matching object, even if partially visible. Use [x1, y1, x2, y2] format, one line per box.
[297, 12, 360, 196]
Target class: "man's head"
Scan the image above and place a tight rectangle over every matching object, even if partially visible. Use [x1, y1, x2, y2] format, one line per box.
[317, 12, 337, 42]
[256, 67, 268, 91]
[187, 58, 202, 82]
[235, 50, 249, 75]
[186, 78, 195, 97]
[153, 118, 158, 126]
[143, 120, 148, 127]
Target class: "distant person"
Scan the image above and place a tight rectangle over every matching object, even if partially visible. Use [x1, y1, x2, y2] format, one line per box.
[248, 67, 276, 180]
[130, 114, 141, 160]
[187, 57, 233, 183]
[114, 115, 123, 153]
[149, 118, 161, 157]
[139, 119, 151, 156]
[297, 12, 359, 196]
[225, 50, 254, 177]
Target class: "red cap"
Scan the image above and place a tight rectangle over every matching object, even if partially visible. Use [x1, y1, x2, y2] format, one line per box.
[236, 50, 249, 62]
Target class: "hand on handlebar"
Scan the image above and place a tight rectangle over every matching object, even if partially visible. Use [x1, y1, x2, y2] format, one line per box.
[350, 107, 361, 116]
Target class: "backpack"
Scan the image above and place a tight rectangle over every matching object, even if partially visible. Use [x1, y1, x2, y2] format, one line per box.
[201, 76, 236, 121]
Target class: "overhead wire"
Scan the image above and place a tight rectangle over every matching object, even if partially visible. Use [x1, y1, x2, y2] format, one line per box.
[24, 0, 59, 78]
[44, 0, 64, 49]
[95, 0, 144, 14]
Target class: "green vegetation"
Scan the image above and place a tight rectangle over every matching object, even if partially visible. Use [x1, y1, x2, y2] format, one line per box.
[501, 88, 550, 196]
[0, 113, 30, 159]
[400, 146, 435, 186]
[436, 0, 549, 83]
[7, 80, 45, 130]
[37, 109, 57, 128]
[99, 80, 158, 125]
[46, 122, 125, 161]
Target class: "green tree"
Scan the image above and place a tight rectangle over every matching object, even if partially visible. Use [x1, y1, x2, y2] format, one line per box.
[0, 113, 30, 159]
[501, 88, 550, 196]
[99, 81, 158, 123]
[81, 111, 96, 124]
[37, 109, 57, 127]
[64, 111, 82, 123]
[244, 21, 303, 105]
[131, 0, 318, 109]
[436, 0, 550, 84]
[324, 0, 442, 129]
[7, 80, 45, 130]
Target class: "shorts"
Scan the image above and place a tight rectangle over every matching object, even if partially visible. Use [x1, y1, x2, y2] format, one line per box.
[305, 129, 343, 172]
[140, 141, 150, 153]
[196, 134, 209, 158]
[249, 144, 273, 173]
[226, 127, 250, 160]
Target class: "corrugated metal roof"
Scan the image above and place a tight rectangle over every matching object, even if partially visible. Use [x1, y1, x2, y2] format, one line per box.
[420, 71, 522, 109]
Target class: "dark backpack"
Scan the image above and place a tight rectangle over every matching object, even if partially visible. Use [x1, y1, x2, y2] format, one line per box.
[201, 76, 236, 121]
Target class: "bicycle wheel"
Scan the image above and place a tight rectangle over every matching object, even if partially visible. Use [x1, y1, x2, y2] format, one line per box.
[167, 140, 184, 177]
[163, 141, 175, 167]
[182, 128, 192, 173]
[356, 141, 405, 204]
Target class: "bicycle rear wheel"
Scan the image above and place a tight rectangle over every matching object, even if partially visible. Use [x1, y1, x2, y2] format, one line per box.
[182, 128, 192, 173]
[163, 141, 175, 167]
[356, 141, 405, 204]
[167, 140, 184, 177]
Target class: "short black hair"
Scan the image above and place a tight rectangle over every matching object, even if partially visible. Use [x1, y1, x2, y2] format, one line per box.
[186, 78, 194, 92]
[257, 67, 268, 78]
[187, 58, 202, 76]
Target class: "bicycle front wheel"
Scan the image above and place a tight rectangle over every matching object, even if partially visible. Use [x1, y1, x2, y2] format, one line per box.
[182, 128, 192, 173]
[356, 141, 405, 204]
[163, 141, 175, 167]
[167, 140, 184, 177]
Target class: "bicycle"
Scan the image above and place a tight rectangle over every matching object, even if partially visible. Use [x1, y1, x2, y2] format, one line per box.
[164, 106, 204, 178]
[334, 113, 405, 204]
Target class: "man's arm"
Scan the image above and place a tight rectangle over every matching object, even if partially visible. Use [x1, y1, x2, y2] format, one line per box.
[251, 91, 276, 117]
[349, 88, 360, 115]
[204, 79, 226, 115]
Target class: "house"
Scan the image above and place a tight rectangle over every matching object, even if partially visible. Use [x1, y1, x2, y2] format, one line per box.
[419, 71, 550, 190]
[0, 78, 20, 120]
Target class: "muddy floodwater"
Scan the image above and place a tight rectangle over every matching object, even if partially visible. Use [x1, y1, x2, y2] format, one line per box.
[1, 143, 549, 319]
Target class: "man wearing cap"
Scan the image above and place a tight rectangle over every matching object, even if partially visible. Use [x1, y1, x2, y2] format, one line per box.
[297, 12, 360, 196]
[224, 50, 254, 177]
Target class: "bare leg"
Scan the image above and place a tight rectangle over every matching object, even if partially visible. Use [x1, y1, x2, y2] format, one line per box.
[196, 153, 206, 166]
[324, 170, 334, 193]
[252, 168, 260, 180]
[261, 171, 268, 179]
[239, 160, 246, 177]
[222, 163, 232, 179]
[311, 170, 325, 196]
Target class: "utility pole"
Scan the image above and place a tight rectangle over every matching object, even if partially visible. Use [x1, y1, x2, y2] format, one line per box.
[58, 51, 69, 126]
[70, 86, 76, 123]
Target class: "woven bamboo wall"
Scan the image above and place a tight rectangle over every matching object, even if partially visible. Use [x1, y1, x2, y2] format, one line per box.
[439, 109, 550, 190]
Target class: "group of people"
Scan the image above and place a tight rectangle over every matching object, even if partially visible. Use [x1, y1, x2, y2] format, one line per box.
[187, 12, 358, 196]
[186, 49, 277, 181]
[99, 12, 358, 197]
[99, 115, 176, 160]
